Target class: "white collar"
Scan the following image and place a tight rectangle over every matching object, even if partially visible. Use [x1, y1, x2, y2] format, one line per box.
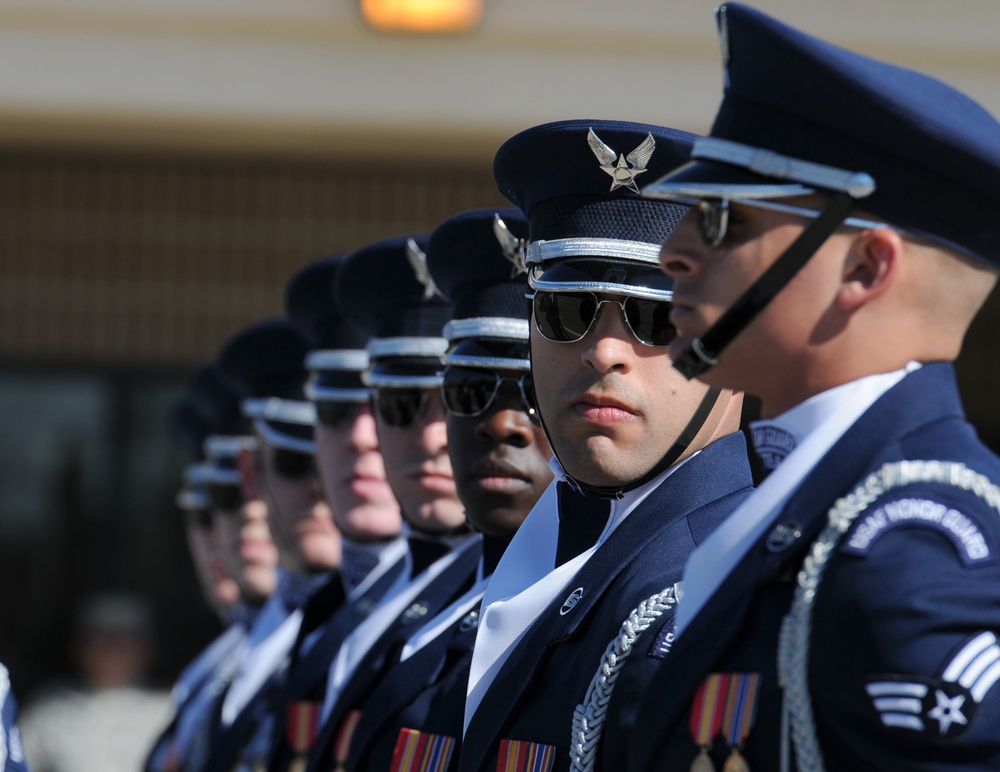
[676, 362, 921, 636]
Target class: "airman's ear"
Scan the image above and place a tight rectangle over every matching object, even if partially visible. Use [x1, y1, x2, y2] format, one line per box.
[836, 228, 903, 311]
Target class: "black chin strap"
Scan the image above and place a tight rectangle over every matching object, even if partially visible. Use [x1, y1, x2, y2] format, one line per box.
[566, 385, 722, 499]
[674, 191, 859, 381]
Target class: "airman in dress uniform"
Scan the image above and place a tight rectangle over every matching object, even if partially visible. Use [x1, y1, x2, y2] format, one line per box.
[144, 392, 244, 772]
[344, 208, 554, 771]
[302, 235, 485, 771]
[206, 318, 329, 770]
[620, 4, 1000, 770]
[263, 253, 409, 772]
[458, 120, 754, 772]
[151, 360, 270, 771]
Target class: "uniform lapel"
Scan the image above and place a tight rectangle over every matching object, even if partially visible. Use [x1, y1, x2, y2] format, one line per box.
[461, 432, 752, 771]
[627, 363, 965, 770]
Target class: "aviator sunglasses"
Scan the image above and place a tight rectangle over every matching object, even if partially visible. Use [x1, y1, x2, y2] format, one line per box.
[269, 447, 315, 480]
[374, 387, 432, 429]
[441, 366, 538, 421]
[695, 197, 908, 248]
[209, 482, 245, 512]
[315, 401, 364, 430]
[530, 290, 677, 348]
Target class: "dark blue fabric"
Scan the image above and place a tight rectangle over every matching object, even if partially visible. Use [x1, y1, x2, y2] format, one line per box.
[669, 3, 1000, 267]
[334, 236, 452, 340]
[185, 362, 249, 437]
[285, 255, 369, 351]
[494, 120, 696, 245]
[425, 208, 529, 324]
[264, 557, 408, 771]
[303, 544, 482, 772]
[217, 318, 310, 402]
[624, 363, 1000, 771]
[168, 398, 212, 459]
[457, 431, 753, 771]
[347, 600, 482, 772]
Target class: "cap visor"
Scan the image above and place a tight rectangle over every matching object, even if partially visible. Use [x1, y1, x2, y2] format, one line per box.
[642, 159, 815, 201]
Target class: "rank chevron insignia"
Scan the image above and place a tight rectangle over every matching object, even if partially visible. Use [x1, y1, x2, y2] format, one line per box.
[493, 214, 527, 277]
[406, 238, 443, 300]
[587, 128, 656, 194]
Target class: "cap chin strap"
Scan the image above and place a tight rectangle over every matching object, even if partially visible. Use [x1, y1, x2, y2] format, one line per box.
[555, 386, 722, 500]
[674, 190, 861, 381]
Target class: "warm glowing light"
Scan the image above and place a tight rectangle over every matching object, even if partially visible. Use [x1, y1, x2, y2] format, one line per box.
[360, 0, 484, 34]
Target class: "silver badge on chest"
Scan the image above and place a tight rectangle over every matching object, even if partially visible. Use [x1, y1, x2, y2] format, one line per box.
[560, 587, 585, 616]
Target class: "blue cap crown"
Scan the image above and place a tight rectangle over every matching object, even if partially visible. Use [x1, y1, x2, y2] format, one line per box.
[645, 3, 1000, 267]
[336, 236, 453, 388]
[285, 255, 369, 352]
[286, 255, 371, 402]
[426, 208, 532, 371]
[217, 318, 316, 453]
[494, 119, 698, 298]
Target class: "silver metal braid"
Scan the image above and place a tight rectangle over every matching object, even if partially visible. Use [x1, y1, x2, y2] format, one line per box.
[569, 584, 681, 772]
[778, 460, 1000, 772]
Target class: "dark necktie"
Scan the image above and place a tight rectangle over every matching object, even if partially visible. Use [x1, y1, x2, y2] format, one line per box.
[555, 481, 611, 567]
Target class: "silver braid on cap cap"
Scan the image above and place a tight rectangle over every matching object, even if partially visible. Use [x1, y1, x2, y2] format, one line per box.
[570, 584, 682, 771]
[778, 460, 1000, 772]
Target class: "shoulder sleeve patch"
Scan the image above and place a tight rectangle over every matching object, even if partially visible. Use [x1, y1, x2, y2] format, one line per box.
[841, 494, 996, 566]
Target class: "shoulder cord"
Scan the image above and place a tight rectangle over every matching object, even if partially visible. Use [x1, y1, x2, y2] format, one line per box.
[778, 460, 1000, 772]
[569, 584, 682, 771]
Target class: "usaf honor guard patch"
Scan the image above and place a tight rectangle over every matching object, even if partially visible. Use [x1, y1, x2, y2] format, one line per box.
[865, 631, 1000, 740]
[842, 495, 996, 566]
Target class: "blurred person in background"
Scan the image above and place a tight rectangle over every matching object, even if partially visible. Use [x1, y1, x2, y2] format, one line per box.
[20, 592, 172, 772]
[144, 385, 251, 772]
[201, 319, 329, 770]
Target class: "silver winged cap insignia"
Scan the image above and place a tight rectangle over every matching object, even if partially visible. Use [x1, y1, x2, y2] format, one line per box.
[587, 128, 656, 194]
[405, 238, 443, 300]
[493, 214, 527, 277]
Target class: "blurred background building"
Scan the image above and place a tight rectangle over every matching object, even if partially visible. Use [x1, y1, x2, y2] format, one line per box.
[0, 0, 998, 695]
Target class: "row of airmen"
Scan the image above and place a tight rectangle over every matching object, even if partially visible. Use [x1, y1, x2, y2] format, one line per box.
[4, 3, 991, 771]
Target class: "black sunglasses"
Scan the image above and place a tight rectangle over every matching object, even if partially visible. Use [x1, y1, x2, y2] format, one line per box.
[531, 290, 677, 347]
[315, 401, 364, 430]
[270, 447, 315, 480]
[374, 388, 431, 429]
[441, 366, 537, 421]
[695, 197, 908, 248]
[209, 483, 244, 512]
[184, 509, 213, 530]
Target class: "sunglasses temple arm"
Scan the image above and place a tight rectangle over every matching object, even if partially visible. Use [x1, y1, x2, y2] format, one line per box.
[673, 191, 858, 380]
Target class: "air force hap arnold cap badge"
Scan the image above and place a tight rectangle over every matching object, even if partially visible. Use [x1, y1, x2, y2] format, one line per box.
[335, 236, 453, 389]
[493, 119, 698, 301]
[285, 255, 371, 405]
[425, 208, 532, 372]
[641, 3, 1000, 379]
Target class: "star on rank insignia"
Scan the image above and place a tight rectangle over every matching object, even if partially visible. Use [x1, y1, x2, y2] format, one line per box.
[864, 630, 1000, 741]
[406, 238, 444, 300]
[587, 128, 656, 194]
[493, 214, 527, 277]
